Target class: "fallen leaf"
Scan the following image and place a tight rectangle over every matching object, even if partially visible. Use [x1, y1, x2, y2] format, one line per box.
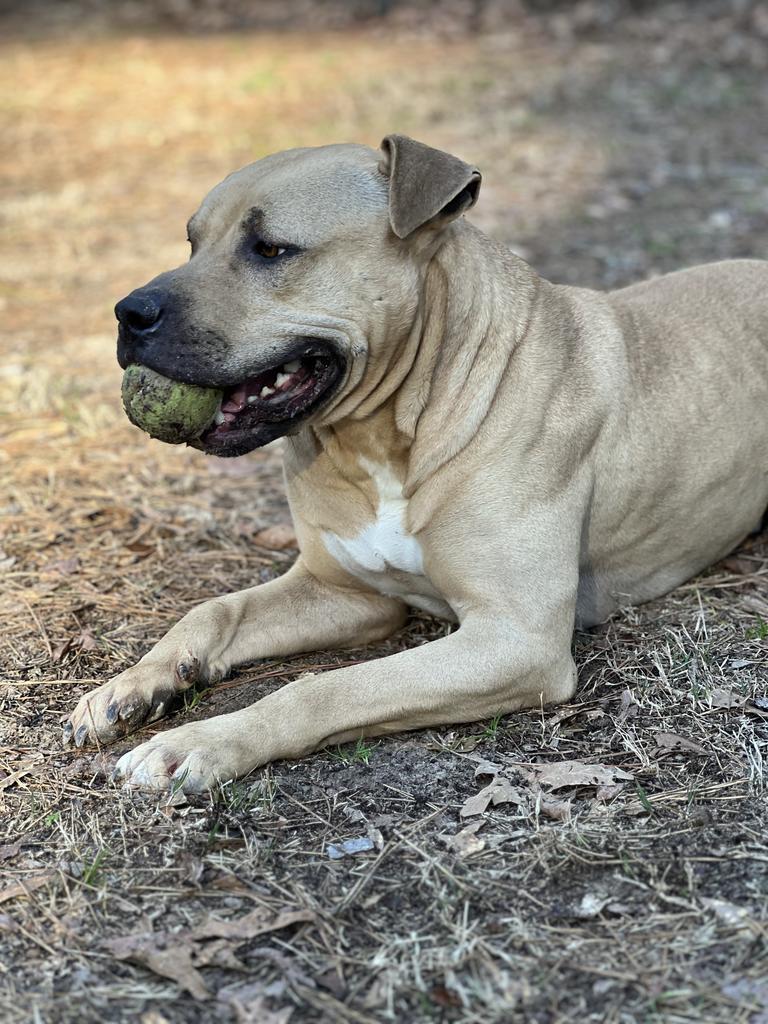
[52, 636, 74, 663]
[0, 843, 21, 861]
[528, 760, 634, 791]
[574, 892, 611, 918]
[191, 907, 315, 941]
[722, 556, 753, 574]
[540, 795, 572, 821]
[78, 630, 98, 652]
[48, 556, 80, 575]
[460, 776, 525, 817]
[220, 987, 293, 1024]
[653, 732, 706, 754]
[710, 688, 746, 709]
[595, 783, 625, 802]
[0, 768, 33, 792]
[104, 933, 210, 1000]
[447, 820, 485, 857]
[701, 897, 761, 937]
[327, 837, 374, 859]
[253, 524, 297, 550]
[429, 983, 462, 1008]
[618, 689, 638, 720]
[104, 908, 314, 1000]
[472, 758, 504, 778]
[0, 872, 53, 904]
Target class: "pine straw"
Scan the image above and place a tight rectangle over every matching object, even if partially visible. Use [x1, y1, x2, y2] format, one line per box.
[2, 5, 768, 1023]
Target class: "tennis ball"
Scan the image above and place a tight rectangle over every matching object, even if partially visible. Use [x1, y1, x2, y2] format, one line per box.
[121, 365, 222, 444]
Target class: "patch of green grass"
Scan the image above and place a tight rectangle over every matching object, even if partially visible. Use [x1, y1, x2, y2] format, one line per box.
[635, 783, 654, 815]
[328, 737, 378, 765]
[182, 687, 212, 713]
[217, 779, 267, 814]
[81, 848, 108, 886]
[169, 766, 190, 798]
[745, 616, 768, 641]
[480, 713, 504, 741]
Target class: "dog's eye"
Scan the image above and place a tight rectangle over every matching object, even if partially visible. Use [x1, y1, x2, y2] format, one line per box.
[253, 240, 286, 260]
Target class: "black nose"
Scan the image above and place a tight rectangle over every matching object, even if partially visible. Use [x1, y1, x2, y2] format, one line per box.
[115, 290, 164, 335]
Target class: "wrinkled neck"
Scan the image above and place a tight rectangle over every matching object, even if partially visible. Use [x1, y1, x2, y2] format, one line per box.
[309, 220, 539, 481]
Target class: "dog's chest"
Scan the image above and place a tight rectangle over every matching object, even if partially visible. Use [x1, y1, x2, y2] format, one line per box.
[322, 461, 452, 619]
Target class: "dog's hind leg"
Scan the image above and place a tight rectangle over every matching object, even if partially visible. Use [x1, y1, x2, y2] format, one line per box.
[62, 560, 406, 748]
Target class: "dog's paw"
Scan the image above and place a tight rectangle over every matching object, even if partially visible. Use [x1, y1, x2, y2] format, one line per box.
[113, 720, 245, 793]
[62, 657, 201, 748]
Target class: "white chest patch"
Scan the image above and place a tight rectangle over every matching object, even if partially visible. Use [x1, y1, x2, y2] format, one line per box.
[322, 460, 452, 619]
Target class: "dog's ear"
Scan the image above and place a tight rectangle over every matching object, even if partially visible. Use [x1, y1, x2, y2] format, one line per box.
[379, 134, 481, 239]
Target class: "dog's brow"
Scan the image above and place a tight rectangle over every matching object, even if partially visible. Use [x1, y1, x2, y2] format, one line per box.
[242, 207, 265, 234]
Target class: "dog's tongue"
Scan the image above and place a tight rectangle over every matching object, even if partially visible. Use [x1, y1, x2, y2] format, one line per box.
[221, 385, 249, 414]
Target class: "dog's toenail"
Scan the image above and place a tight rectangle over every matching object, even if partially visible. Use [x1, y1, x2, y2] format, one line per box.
[62, 722, 73, 743]
[75, 725, 88, 746]
[119, 702, 139, 721]
[106, 702, 119, 724]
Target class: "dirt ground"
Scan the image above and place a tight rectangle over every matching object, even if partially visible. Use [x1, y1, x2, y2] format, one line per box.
[1, 2, 767, 1022]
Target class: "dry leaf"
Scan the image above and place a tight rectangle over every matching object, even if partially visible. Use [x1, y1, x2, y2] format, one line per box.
[0, 872, 53, 904]
[540, 795, 572, 821]
[104, 908, 314, 1000]
[722, 556, 753, 574]
[327, 837, 374, 859]
[104, 933, 210, 1000]
[0, 768, 33, 792]
[190, 907, 315, 941]
[529, 760, 634, 791]
[574, 892, 611, 918]
[448, 820, 485, 857]
[48, 556, 80, 575]
[709, 688, 746, 709]
[221, 988, 293, 1024]
[472, 759, 504, 778]
[701, 897, 761, 937]
[595, 783, 625, 802]
[460, 776, 525, 817]
[253, 524, 297, 550]
[653, 732, 706, 754]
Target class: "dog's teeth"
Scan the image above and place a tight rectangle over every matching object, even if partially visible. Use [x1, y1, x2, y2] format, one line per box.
[246, 395, 258, 404]
[260, 385, 276, 398]
[275, 372, 291, 388]
[283, 360, 301, 373]
[214, 411, 226, 425]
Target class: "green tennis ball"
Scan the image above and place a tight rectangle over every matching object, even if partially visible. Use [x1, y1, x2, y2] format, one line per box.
[121, 365, 222, 444]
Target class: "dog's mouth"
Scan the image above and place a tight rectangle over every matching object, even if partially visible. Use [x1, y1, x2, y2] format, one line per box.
[195, 341, 345, 456]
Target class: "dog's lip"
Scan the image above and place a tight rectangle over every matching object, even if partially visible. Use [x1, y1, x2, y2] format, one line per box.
[194, 340, 345, 453]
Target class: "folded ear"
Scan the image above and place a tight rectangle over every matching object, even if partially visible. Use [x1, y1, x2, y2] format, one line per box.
[379, 134, 481, 239]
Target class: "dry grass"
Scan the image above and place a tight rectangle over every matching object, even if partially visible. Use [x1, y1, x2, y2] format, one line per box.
[1, 4, 767, 1022]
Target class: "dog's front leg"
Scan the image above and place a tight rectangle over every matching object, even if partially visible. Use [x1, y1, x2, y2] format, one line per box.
[63, 561, 406, 747]
[113, 615, 577, 792]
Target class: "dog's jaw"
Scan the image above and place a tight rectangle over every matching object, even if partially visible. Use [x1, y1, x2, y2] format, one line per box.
[192, 342, 346, 456]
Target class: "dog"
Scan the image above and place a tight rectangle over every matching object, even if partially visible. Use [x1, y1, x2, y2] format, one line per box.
[63, 135, 768, 792]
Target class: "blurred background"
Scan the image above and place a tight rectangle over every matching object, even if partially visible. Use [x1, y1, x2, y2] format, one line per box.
[1, 0, 767, 675]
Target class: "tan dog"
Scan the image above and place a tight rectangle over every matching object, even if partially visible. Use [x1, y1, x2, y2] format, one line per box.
[63, 135, 768, 792]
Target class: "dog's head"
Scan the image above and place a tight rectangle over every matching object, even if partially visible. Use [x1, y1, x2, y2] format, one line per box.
[115, 135, 480, 456]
